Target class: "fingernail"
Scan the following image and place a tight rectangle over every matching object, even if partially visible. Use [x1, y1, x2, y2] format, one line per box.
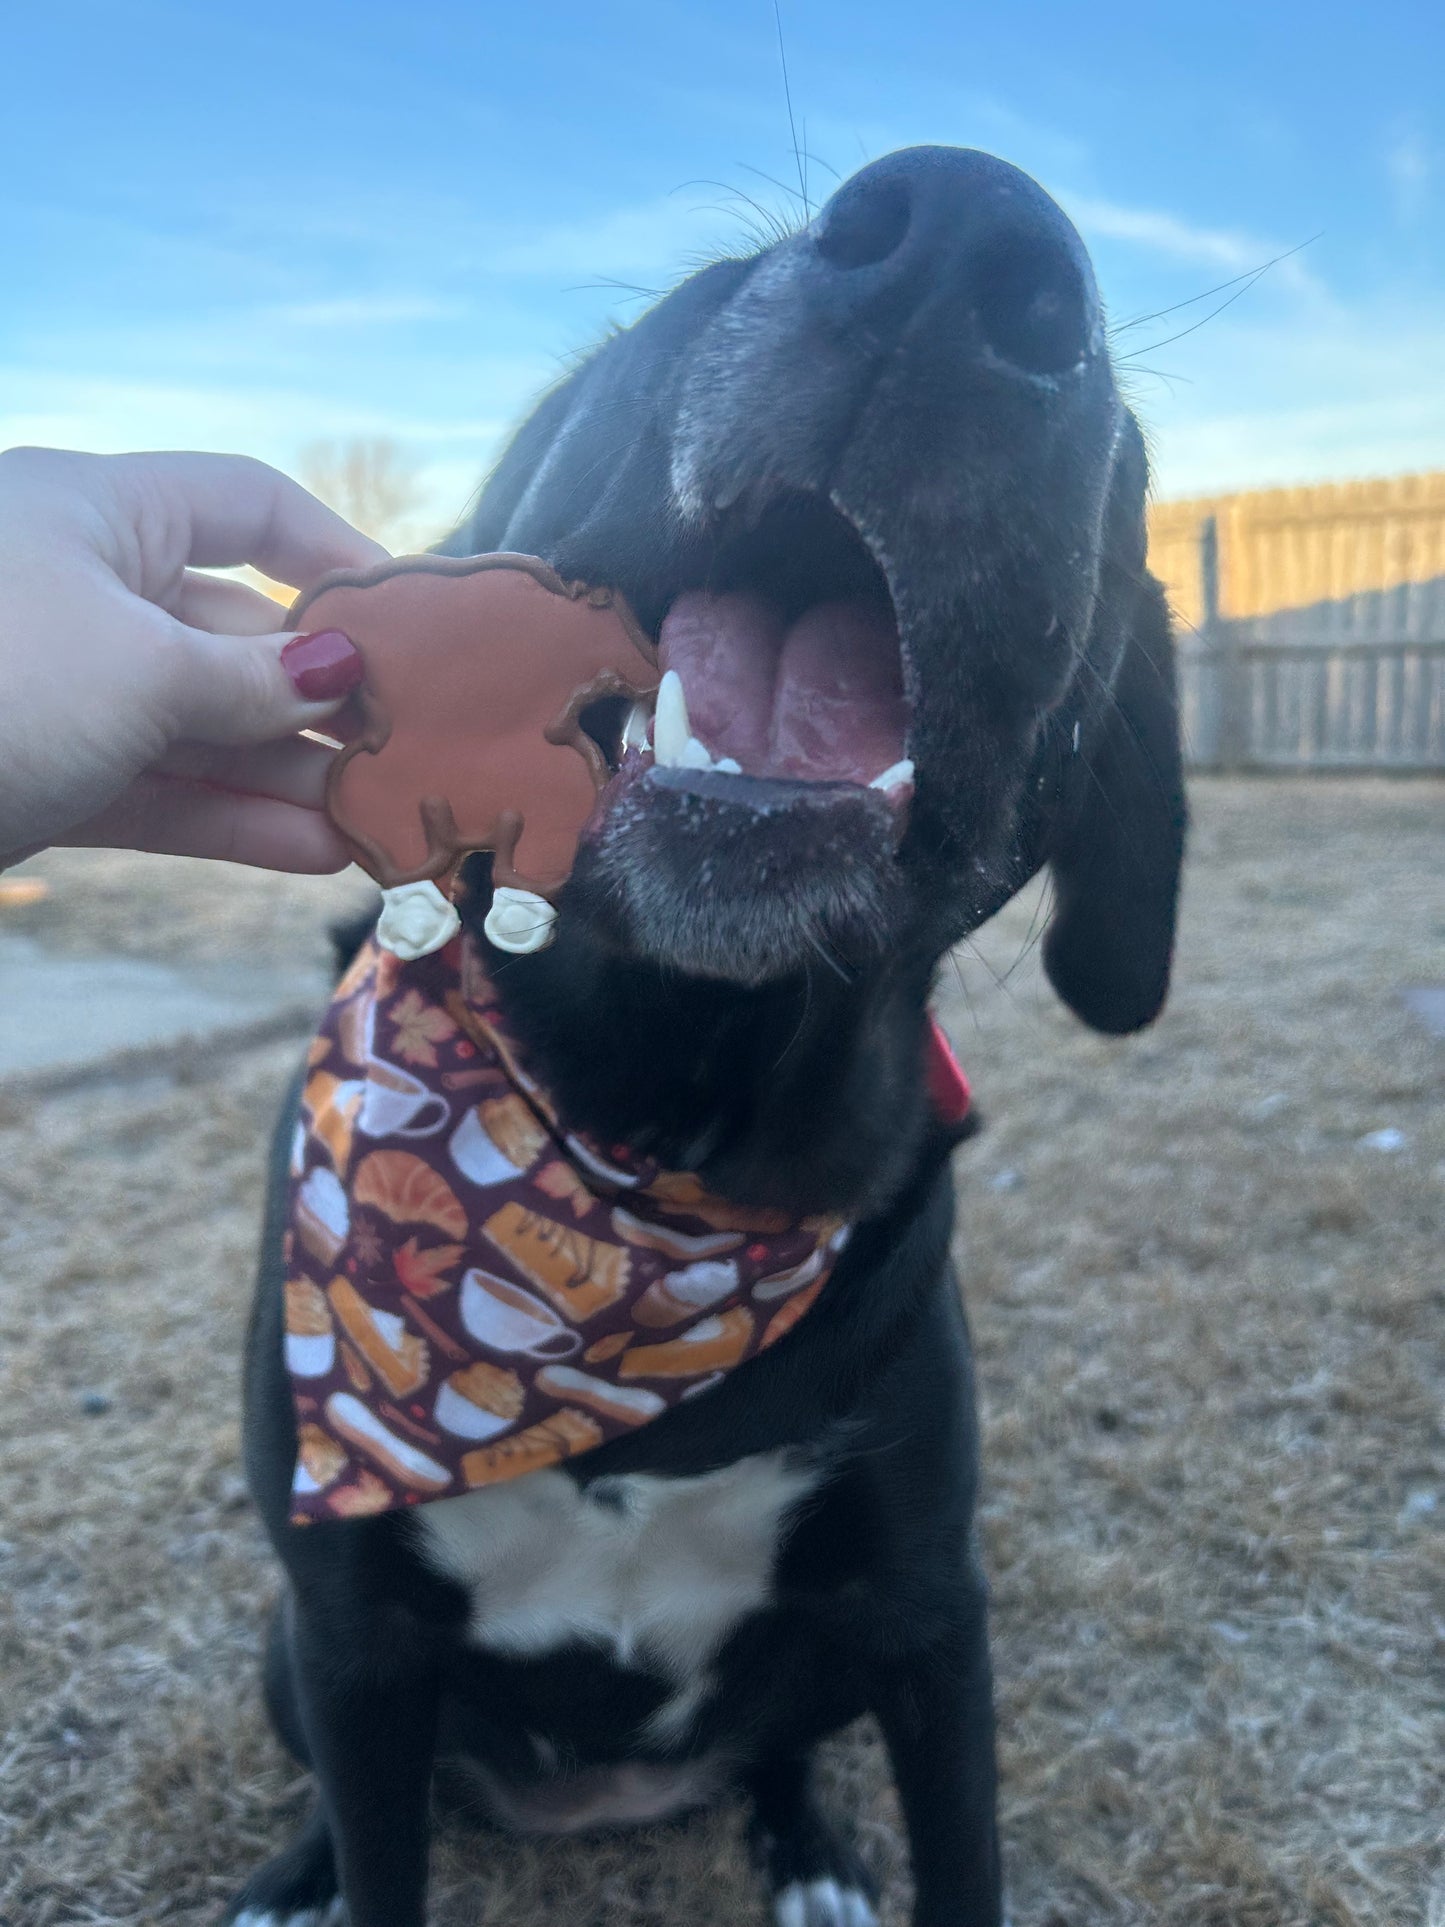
[281, 630, 363, 702]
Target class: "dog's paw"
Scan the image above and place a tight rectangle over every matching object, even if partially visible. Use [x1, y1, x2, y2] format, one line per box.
[230, 1906, 346, 1927]
[772, 1878, 878, 1927]
[224, 1813, 342, 1927]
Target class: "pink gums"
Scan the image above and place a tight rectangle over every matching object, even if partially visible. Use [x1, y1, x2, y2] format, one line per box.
[658, 590, 909, 786]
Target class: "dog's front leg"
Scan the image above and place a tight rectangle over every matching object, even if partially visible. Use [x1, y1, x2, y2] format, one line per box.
[871, 1586, 1002, 1927]
[291, 1604, 439, 1927]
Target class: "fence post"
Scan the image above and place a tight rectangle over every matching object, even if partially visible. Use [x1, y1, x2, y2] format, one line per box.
[1200, 513, 1248, 769]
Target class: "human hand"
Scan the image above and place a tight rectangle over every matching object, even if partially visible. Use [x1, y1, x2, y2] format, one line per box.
[0, 447, 390, 873]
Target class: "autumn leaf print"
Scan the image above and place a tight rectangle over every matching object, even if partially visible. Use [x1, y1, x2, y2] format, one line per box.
[388, 989, 458, 1069]
[394, 1237, 464, 1298]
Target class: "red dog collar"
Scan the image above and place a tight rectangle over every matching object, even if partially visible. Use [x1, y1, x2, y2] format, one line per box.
[925, 1016, 972, 1127]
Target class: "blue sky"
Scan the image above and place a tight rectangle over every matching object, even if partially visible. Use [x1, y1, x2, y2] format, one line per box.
[4, 0, 1442, 539]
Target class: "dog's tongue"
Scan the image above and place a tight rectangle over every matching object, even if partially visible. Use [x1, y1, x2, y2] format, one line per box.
[657, 590, 908, 785]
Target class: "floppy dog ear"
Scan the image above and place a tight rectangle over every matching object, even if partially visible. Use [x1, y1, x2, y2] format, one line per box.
[1042, 570, 1186, 1034]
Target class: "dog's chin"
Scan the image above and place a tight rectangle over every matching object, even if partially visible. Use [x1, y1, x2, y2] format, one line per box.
[568, 766, 908, 987]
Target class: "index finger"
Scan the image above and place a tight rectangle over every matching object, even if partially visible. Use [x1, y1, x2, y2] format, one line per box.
[111, 451, 391, 590]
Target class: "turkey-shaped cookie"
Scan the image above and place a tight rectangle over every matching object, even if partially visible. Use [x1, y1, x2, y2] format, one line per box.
[288, 555, 657, 958]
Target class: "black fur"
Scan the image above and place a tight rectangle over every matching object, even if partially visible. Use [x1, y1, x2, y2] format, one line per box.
[232, 145, 1185, 1927]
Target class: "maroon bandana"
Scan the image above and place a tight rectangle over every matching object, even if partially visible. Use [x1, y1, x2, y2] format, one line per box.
[282, 937, 871, 1524]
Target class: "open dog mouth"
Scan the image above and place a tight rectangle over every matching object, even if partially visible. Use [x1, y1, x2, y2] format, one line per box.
[582, 495, 914, 815]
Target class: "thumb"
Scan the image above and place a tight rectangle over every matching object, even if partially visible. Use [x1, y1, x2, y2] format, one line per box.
[162, 620, 364, 745]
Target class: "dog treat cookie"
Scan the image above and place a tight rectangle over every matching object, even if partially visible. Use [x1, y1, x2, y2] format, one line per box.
[288, 554, 657, 958]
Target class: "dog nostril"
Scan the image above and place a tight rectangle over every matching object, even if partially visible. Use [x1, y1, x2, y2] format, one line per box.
[973, 233, 1091, 377]
[813, 175, 912, 271]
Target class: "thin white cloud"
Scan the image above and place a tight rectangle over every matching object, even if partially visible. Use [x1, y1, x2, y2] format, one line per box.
[483, 193, 761, 282]
[1137, 302, 1445, 497]
[1385, 123, 1431, 227]
[264, 295, 468, 328]
[1065, 195, 1267, 272]
[1063, 193, 1325, 308]
[0, 368, 526, 536]
[0, 369, 528, 449]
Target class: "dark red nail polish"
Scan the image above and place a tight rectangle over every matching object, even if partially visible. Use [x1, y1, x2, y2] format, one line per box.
[282, 629, 363, 702]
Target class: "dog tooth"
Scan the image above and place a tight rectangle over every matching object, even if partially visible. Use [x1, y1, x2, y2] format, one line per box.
[868, 758, 915, 792]
[713, 757, 743, 775]
[678, 735, 719, 771]
[654, 669, 690, 767]
[621, 700, 653, 753]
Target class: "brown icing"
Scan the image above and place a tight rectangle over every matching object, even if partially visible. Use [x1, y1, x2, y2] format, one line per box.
[287, 555, 657, 897]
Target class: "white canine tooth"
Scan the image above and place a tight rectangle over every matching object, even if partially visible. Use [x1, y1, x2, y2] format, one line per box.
[621, 700, 653, 753]
[679, 735, 715, 771]
[869, 757, 915, 792]
[653, 669, 690, 768]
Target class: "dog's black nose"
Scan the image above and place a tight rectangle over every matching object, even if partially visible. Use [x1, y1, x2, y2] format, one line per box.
[809, 145, 1097, 379]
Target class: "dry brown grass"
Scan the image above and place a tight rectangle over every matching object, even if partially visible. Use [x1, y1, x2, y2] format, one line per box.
[1, 776, 1442, 1927]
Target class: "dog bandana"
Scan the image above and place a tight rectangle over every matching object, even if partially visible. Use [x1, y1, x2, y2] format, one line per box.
[283, 936, 969, 1526]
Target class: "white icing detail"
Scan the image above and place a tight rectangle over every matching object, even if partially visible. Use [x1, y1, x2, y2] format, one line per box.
[484, 886, 557, 955]
[533, 1363, 667, 1420]
[652, 1258, 740, 1315]
[370, 1308, 406, 1352]
[376, 880, 460, 960]
[653, 668, 691, 767]
[325, 1392, 449, 1491]
[868, 758, 915, 793]
[750, 1247, 825, 1303]
[434, 1376, 513, 1442]
[284, 1331, 336, 1380]
[609, 1208, 740, 1258]
[564, 1133, 641, 1188]
[414, 1454, 817, 1681]
[773, 1880, 878, 1927]
[295, 1165, 348, 1261]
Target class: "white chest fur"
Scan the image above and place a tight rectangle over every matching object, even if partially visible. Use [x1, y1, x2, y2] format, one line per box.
[414, 1453, 817, 1688]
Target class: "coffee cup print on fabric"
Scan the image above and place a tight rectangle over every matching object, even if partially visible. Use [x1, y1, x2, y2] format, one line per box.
[459, 1269, 584, 1360]
[359, 1058, 451, 1139]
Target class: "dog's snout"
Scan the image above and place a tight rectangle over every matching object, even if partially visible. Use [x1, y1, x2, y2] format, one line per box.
[809, 145, 1097, 379]
[971, 230, 1091, 377]
[813, 170, 913, 271]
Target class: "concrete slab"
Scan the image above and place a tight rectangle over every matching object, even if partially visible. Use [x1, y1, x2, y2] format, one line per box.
[0, 935, 327, 1081]
[1401, 986, 1445, 1041]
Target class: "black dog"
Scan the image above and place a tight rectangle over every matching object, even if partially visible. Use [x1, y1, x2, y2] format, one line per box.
[230, 145, 1184, 1927]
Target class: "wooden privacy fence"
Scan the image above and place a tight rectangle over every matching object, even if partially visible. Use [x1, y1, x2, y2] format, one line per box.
[1148, 474, 1445, 771]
